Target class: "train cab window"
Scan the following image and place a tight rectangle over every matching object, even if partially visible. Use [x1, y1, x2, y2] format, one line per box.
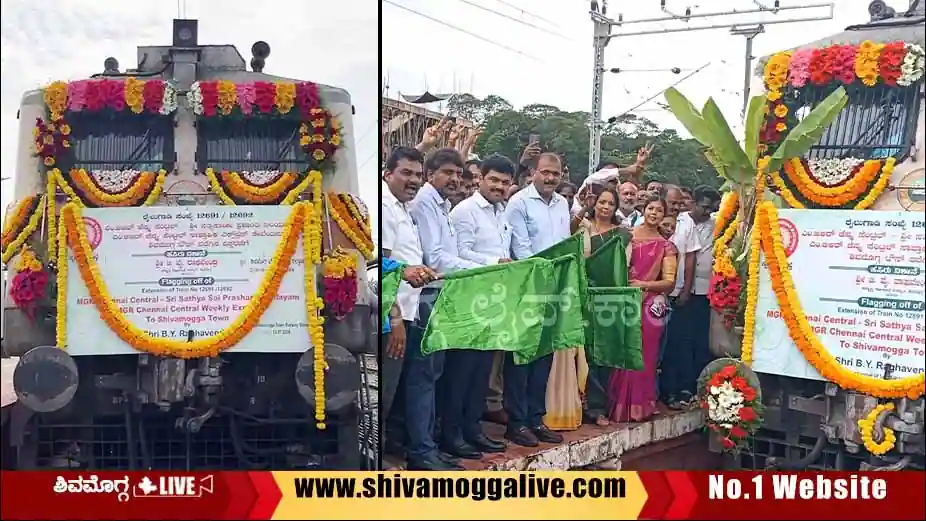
[792, 84, 921, 160]
[197, 119, 308, 173]
[66, 112, 174, 173]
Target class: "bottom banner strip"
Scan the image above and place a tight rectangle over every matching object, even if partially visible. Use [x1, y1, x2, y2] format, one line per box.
[1, 471, 923, 520]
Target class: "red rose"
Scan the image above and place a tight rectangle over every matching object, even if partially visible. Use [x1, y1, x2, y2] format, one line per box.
[730, 425, 748, 438]
[741, 387, 757, 402]
[709, 373, 724, 388]
[718, 364, 737, 379]
[720, 437, 736, 449]
[143, 81, 165, 114]
[730, 376, 748, 391]
[739, 407, 757, 422]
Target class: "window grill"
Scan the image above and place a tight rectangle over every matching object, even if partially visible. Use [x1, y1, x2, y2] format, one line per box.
[66, 113, 174, 173]
[790, 83, 922, 160]
[197, 119, 308, 173]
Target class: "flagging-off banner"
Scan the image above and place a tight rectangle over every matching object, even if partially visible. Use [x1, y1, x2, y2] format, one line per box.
[1, 471, 924, 520]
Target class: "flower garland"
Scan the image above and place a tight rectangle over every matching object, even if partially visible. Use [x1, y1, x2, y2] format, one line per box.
[54, 168, 167, 208]
[698, 362, 762, 452]
[47, 79, 178, 116]
[55, 215, 68, 349]
[206, 168, 322, 207]
[2, 195, 43, 260]
[326, 193, 375, 260]
[1, 194, 45, 265]
[303, 202, 327, 429]
[806, 157, 864, 186]
[713, 192, 739, 240]
[756, 201, 925, 398]
[708, 273, 742, 330]
[740, 162, 767, 366]
[58, 201, 310, 358]
[857, 402, 897, 456]
[898, 43, 925, 86]
[764, 41, 924, 91]
[189, 81, 320, 119]
[299, 111, 342, 171]
[9, 245, 50, 321]
[771, 158, 895, 210]
[321, 247, 359, 320]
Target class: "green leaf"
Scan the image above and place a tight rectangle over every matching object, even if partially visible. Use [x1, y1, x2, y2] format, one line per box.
[768, 87, 848, 173]
[664, 88, 715, 147]
[744, 95, 767, 166]
[701, 98, 753, 179]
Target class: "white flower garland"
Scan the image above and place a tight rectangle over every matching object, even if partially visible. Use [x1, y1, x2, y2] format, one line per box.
[807, 157, 864, 186]
[88, 169, 140, 193]
[161, 82, 178, 115]
[188, 81, 204, 115]
[706, 381, 745, 428]
[240, 170, 282, 185]
[897, 43, 925, 87]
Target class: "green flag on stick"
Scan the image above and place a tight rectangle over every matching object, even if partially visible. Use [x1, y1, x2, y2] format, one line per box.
[380, 261, 405, 329]
[421, 258, 556, 364]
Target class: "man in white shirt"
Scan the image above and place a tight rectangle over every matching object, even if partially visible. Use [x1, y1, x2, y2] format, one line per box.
[443, 154, 515, 457]
[503, 152, 570, 447]
[660, 185, 719, 408]
[616, 182, 643, 228]
[380, 146, 426, 459]
[407, 147, 482, 469]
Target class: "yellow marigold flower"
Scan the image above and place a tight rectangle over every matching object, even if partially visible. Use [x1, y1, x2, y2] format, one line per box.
[775, 122, 787, 132]
[774, 104, 788, 118]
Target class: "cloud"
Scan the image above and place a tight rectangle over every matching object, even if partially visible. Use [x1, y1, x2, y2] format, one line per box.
[1, 0, 379, 236]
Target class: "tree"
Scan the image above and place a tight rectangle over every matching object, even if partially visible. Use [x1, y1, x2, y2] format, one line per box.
[468, 94, 721, 189]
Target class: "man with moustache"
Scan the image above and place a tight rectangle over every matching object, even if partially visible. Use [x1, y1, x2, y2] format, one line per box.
[616, 182, 642, 228]
[442, 154, 516, 458]
[407, 147, 482, 470]
[503, 152, 570, 447]
[660, 185, 704, 408]
[380, 146, 427, 459]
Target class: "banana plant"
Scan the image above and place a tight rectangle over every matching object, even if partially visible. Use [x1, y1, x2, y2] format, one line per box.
[664, 86, 848, 186]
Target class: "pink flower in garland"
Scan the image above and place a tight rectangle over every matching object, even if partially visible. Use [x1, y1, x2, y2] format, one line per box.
[295, 82, 320, 118]
[236, 83, 256, 115]
[10, 269, 49, 321]
[831, 45, 858, 85]
[788, 49, 813, 88]
[67, 80, 89, 112]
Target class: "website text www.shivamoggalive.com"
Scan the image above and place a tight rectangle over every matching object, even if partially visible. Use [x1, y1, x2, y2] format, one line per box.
[293, 474, 627, 501]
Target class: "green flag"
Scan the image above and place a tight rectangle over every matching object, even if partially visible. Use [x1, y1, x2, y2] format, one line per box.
[380, 262, 404, 329]
[421, 258, 556, 363]
[530, 233, 587, 361]
[586, 287, 643, 370]
[583, 234, 643, 370]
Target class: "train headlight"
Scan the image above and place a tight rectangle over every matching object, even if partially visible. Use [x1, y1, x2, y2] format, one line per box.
[13, 345, 79, 413]
[294, 343, 359, 412]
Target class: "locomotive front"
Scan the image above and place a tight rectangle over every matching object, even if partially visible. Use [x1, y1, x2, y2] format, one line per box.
[706, 1, 925, 471]
[1, 20, 377, 470]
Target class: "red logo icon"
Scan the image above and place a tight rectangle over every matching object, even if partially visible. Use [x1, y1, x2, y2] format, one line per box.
[83, 217, 103, 250]
[778, 218, 798, 257]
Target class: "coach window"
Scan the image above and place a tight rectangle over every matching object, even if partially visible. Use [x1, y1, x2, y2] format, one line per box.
[196, 118, 308, 174]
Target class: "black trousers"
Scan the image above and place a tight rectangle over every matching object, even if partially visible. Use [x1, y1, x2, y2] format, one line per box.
[379, 335, 406, 450]
[503, 352, 554, 430]
[661, 294, 713, 399]
[439, 349, 495, 443]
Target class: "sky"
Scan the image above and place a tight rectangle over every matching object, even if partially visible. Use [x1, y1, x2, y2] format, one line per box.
[382, 0, 894, 137]
[0, 0, 379, 234]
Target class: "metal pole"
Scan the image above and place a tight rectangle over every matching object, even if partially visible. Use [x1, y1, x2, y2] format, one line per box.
[743, 35, 754, 117]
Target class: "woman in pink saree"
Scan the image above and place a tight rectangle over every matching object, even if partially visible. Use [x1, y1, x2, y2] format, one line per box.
[608, 196, 678, 422]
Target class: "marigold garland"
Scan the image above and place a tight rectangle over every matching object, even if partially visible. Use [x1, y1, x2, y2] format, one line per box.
[58, 201, 308, 358]
[56, 168, 167, 208]
[756, 201, 925, 398]
[326, 193, 375, 260]
[299, 110, 342, 171]
[204, 168, 307, 205]
[2, 195, 45, 265]
[45, 78, 178, 116]
[55, 216, 68, 349]
[303, 203, 327, 429]
[770, 158, 895, 210]
[321, 247, 359, 320]
[740, 164, 767, 366]
[206, 168, 322, 207]
[857, 402, 897, 456]
[2, 195, 42, 253]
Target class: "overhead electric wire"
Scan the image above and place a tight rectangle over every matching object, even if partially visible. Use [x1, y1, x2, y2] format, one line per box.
[489, 0, 562, 28]
[609, 62, 712, 119]
[384, 0, 539, 61]
[456, 0, 572, 40]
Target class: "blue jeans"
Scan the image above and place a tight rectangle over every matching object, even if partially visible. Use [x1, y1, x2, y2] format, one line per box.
[403, 289, 445, 461]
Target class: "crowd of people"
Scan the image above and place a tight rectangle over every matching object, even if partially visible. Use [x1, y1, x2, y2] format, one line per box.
[380, 120, 722, 470]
